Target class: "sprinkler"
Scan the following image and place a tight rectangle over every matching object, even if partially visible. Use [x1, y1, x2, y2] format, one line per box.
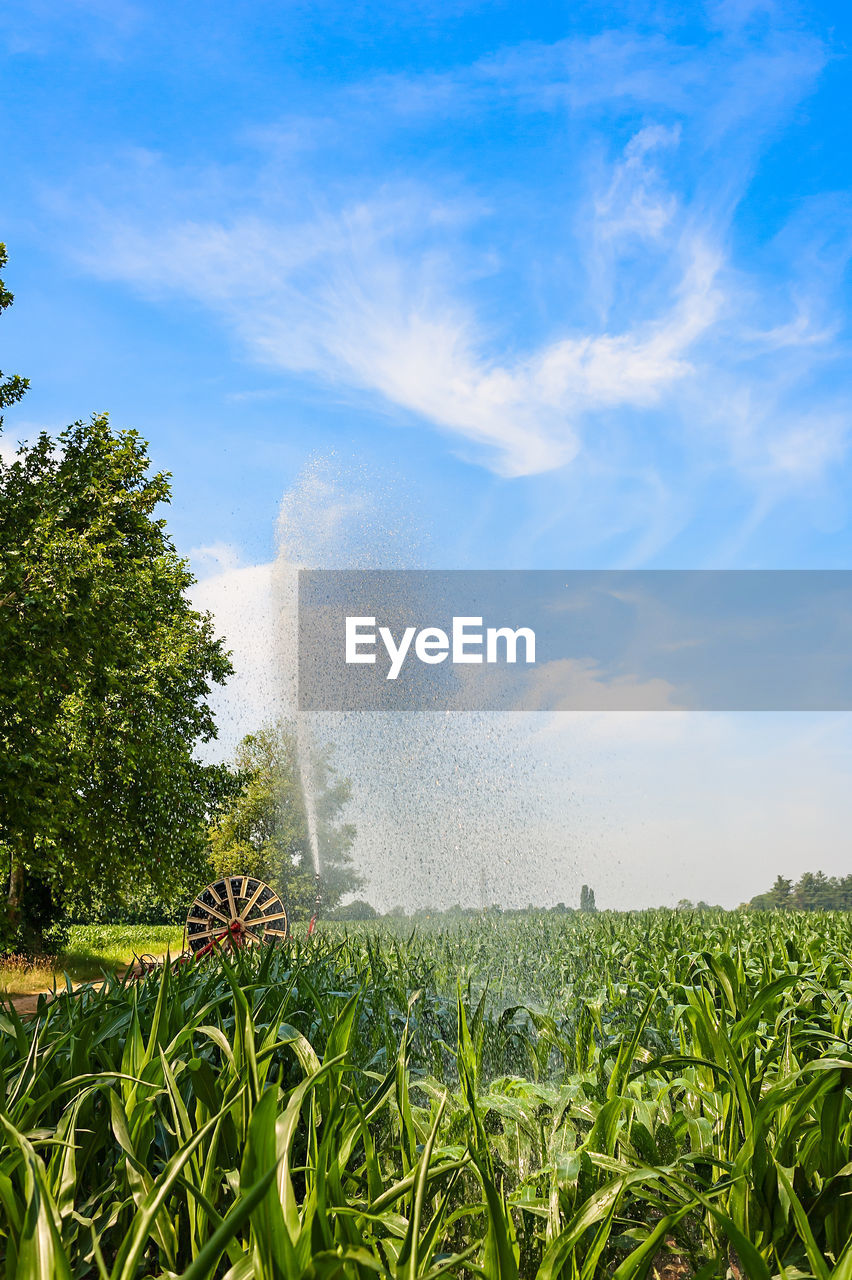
[306, 872, 322, 938]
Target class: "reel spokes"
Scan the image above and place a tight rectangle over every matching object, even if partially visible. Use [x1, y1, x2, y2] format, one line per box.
[185, 876, 289, 955]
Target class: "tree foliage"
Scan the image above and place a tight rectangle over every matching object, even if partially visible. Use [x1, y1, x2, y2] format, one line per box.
[0, 413, 234, 950]
[0, 243, 29, 425]
[326, 898, 378, 920]
[749, 869, 852, 911]
[208, 722, 363, 916]
[579, 883, 597, 912]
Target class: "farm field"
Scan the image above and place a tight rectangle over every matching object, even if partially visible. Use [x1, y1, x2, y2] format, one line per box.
[2, 910, 852, 1278]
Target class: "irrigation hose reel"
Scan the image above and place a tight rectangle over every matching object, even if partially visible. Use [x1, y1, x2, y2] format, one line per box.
[184, 876, 290, 957]
[182, 871, 324, 958]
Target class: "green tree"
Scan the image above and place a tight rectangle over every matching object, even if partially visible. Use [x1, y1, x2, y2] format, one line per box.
[208, 723, 363, 916]
[328, 899, 377, 921]
[749, 870, 852, 911]
[793, 870, 831, 910]
[0, 414, 233, 950]
[0, 244, 29, 426]
[837, 874, 852, 910]
[579, 884, 597, 912]
[769, 875, 793, 909]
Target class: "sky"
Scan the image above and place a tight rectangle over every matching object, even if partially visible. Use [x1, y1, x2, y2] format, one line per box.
[2, 0, 852, 908]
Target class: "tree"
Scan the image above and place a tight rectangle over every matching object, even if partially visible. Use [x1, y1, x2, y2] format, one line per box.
[208, 723, 363, 916]
[328, 899, 377, 921]
[793, 870, 832, 911]
[0, 414, 233, 950]
[0, 244, 29, 427]
[837, 875, 852, 911]
[579, 884, 597, 912]
[749, 870, 852, 911]
[769, 875, 792, 910]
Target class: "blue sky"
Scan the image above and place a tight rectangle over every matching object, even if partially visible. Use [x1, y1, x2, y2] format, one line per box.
[2, 0, 851, 575]
[3, 1, 852, 906]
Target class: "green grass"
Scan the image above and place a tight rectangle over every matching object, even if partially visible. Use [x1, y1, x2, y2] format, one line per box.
[2, 910, 852, 1276]
[65, 923, 186, 967]
[0, 924, 185, 996]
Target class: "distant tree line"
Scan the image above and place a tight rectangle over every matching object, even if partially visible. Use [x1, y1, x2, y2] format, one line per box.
[331, 874, 852, 922]
[748, 871, 852, 912]
[328, 889, 601, 922]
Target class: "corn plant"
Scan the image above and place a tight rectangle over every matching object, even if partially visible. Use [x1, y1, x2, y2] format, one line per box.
[1, 911, 852, 1277]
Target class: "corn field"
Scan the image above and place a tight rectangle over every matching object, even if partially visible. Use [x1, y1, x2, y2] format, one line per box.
[2, 910, 852, 1278]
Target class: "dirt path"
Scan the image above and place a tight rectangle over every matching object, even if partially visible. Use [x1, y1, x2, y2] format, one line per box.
[4, 989, 54, 1018]
[4, 975, 118, 1018]
[2, 963, 147, 1018]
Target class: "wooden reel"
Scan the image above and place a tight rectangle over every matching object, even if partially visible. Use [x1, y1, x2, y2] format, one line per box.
[185, 876, 289, 954]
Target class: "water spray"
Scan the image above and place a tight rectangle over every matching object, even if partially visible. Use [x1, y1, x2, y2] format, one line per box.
[306, 871, 322, 937]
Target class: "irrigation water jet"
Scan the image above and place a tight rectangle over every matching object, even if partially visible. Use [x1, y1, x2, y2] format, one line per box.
[268, 457, 579, 916]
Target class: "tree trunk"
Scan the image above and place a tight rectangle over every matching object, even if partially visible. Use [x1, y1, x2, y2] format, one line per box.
[7, 848, 24, 929]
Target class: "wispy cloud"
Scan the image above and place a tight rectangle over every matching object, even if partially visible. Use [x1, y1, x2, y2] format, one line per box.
[73, 175, 723, 478]
[0, 420, 60, 465]
[67, 16, 847, 498]
[189, 541, 245, 578]
[0, 0, 143, 57]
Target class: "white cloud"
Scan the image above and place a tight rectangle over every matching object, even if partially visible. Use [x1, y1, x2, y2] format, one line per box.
[766, 414, 849, 480]
[80, 182, 724, 477]
[521, 658, 679, 711]
[65, 18, 847, 513]
[190, 541, 244, 578]
[0, 421, 56, 464]
[189, 561, 281, 757]
[594, 125, 681, 245]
